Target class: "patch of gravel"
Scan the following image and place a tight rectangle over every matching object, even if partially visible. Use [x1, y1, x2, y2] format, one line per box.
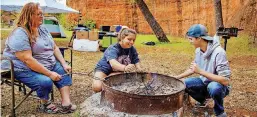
[80, 93, 176, 117]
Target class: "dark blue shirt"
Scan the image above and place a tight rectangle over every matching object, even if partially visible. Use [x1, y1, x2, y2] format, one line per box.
[95, 43, 139, 75]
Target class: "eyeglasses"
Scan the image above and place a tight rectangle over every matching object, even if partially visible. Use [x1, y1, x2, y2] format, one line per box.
[34, 13, 43, 17]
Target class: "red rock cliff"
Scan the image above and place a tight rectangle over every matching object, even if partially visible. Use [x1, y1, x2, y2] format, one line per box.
[67, 0, 256, 36]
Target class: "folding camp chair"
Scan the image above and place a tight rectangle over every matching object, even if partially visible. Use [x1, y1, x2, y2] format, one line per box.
[1, 57, 54, 117]
[0, 46, 71, 117]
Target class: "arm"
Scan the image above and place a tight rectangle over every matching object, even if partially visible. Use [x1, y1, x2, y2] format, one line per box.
[53, 44, 71, 73]
[198, 69, 229, 86]
[175, 69, 194, 79]
[191, 62, 229, 86]
[109, 59, 126, 71]
[174, 61, 194, 79]
[109, 59, 136, 72]
[15, 50, 61, 81]
[53, 44, 66, 66]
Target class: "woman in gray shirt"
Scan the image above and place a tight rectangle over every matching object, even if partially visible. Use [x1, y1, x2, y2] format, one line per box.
[2, 2, 75, 114]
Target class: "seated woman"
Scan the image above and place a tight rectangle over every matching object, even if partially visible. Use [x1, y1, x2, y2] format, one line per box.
[93, 27, 143, 92]
[2, 2, 76, 114]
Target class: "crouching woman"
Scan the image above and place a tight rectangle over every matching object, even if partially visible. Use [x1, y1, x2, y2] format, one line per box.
[92, 27, 143, 92]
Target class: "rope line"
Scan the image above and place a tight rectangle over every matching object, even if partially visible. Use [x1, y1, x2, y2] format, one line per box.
[61, 70, 104, 81]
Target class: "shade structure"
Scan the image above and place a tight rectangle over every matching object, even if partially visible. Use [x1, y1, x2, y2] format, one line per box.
[0, 0, 79, 13]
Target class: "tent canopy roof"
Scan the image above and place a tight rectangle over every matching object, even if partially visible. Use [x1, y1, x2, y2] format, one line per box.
[1, 0, 79, 13]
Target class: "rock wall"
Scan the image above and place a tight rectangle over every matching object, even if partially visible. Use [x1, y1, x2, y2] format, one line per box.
[67, 0, 255, 36]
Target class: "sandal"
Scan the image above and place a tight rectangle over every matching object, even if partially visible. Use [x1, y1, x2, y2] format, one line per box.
[59, 103, 77, 114]
[38, 101, 59, 114]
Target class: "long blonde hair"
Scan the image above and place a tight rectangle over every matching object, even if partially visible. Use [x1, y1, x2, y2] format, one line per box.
[16, 2, 40, 44]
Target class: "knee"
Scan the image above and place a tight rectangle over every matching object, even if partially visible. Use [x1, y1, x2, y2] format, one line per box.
[40, 78, 53, 89]
[207, 82, 224, 97]
[184, 78, 192, 86]
[185, 78, 199, 88]
[92, 80, 102, 92]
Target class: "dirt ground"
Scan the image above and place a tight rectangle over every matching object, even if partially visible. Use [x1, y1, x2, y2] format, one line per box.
[1, 45, 257, 117]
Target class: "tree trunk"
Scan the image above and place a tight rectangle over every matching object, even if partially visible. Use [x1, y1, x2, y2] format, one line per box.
[213, 0, 224, 31]
[135, 0, 170, 42]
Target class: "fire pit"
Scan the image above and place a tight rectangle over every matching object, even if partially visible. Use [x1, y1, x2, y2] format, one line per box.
[101, 72, 185, 115]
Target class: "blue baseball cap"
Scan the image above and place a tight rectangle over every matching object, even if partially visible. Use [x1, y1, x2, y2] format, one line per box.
[186, 24, 213, 41]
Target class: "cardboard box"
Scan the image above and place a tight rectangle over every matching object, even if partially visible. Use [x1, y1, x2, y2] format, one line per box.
[76, 31, 89, 39]
[89, 31, 99, 41]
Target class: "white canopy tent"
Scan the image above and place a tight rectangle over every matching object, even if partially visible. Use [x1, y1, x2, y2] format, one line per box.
[0, 0, 79, 13]
[1, 0, 79, 38]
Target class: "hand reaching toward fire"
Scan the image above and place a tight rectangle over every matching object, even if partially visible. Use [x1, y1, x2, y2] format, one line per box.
[189, 62, 201, 74]
[124, 64, 136, 72]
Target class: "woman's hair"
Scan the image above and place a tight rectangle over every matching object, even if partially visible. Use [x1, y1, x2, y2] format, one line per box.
[118, 27, 137, 41]
[16, 2, 40, 44]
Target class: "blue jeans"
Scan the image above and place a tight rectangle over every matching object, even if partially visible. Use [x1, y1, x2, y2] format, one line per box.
[185, 77, 229, 116]
[14, 62, 72, 100]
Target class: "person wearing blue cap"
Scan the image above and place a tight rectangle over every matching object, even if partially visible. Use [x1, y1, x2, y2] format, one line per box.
[175, 24, 231, 117]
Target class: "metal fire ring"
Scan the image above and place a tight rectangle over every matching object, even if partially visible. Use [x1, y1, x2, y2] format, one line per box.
[101, 72, 186, 115]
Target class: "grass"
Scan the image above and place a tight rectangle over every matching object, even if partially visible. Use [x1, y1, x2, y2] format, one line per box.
[224, 35, 257, 56]
[1, 29, 257, 56]
[54, 30, 73, 41]
[135, 34, 257, 56]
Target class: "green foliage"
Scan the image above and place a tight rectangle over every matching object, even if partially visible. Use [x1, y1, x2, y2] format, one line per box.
[1, 30, 11, 40]
[83, 19, 96, 30]
[55, 14, 75, 30]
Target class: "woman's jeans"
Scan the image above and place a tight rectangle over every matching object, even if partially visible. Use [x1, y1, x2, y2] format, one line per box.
[185, 77, 229, 116]
[14, 62, 72, 100]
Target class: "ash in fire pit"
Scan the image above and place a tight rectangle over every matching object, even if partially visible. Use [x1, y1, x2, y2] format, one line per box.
[111, 73, 179, 95]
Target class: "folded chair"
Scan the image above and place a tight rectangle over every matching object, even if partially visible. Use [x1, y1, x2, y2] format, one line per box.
[1, 57, 55, 117]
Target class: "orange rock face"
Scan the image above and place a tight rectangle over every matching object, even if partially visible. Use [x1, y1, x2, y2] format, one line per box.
[67, 0, 255, 36]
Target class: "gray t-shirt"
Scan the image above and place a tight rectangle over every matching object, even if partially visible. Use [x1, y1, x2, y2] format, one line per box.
[2, 25, 56, 71]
